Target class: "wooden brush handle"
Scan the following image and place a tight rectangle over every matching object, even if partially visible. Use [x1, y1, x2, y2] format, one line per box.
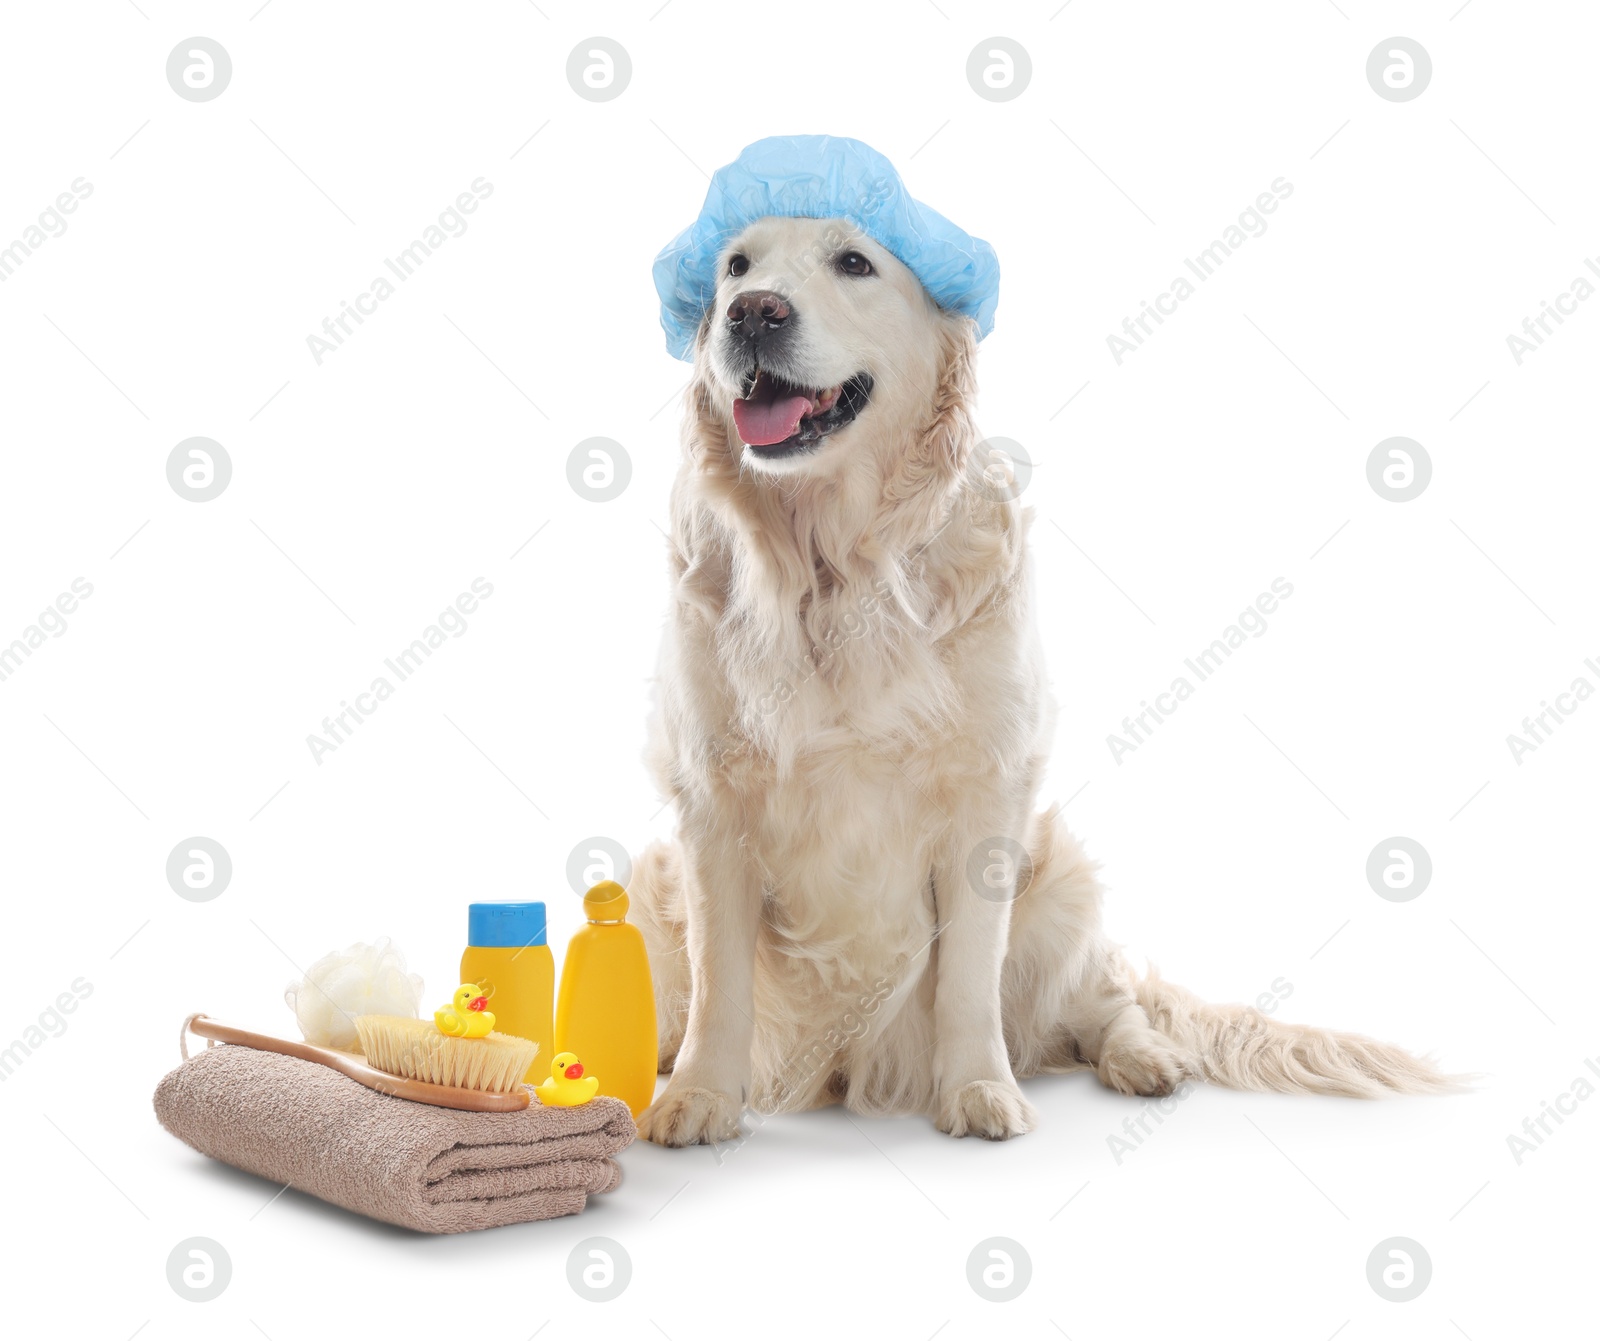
[186, 1016, 530, 1112]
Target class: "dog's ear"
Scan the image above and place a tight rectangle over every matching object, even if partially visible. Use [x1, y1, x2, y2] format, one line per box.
[869, 313, 980, 583]
[684, 314, 733, 466]
[905, 313, 979, 484]
[684, 345, 731, 469]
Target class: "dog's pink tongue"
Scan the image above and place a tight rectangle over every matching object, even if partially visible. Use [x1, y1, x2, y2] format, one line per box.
[733, 391, 811, 447]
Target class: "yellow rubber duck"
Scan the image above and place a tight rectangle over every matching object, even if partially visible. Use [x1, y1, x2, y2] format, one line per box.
[535, 1052, 599, 1106]
[434, 983, 495, 1039]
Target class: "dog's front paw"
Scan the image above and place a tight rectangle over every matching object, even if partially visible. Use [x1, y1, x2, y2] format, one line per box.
[637, 1084, 744, 1147]
[936, 1078, 1037, 1141]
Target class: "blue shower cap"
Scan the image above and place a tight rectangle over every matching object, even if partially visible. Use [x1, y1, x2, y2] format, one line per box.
[652, 134, 1000, 361]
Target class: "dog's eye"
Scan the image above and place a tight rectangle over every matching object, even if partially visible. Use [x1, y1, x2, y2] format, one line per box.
[837, 251, 873, 277]
[728, 254, 750, 278]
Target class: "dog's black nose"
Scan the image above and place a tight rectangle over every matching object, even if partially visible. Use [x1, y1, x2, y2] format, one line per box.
[726, 289, 790, 342]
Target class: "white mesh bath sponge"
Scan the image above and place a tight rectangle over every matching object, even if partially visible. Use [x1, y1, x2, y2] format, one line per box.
[284, 937, 424, 1050]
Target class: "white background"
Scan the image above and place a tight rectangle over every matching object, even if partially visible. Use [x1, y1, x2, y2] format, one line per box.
[2, 2, 1595, 1337]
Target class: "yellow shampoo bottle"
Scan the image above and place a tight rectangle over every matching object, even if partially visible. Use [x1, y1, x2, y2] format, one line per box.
[460, 902, 554, 1084]
[555, 881, 658, 1117]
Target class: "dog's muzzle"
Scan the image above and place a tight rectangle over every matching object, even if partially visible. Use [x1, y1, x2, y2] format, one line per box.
[732, 370, 873, 458]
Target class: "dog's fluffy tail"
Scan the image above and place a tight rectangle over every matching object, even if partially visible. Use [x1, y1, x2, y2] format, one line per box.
[1131, 969, 1463, 1098]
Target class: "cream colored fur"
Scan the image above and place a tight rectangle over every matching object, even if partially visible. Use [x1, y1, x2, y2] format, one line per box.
[633, 218, 1451, 1145]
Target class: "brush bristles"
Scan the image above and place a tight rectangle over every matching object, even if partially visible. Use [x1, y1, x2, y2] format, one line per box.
[355, 1015, 538, 1094]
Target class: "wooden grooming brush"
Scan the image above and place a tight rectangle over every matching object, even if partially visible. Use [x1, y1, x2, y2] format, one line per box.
[185, 1015, 538, 1112]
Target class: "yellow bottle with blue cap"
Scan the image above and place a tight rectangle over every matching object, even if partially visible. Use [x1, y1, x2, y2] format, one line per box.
[555, 881, 657, 1117]
[460, 902, 553, 1084]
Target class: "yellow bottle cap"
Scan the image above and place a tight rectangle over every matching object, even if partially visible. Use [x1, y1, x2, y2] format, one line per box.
[583, 880, 630, 922]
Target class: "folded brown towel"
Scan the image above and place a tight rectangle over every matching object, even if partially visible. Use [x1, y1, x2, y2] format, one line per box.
[154, 1043, 635, 1233]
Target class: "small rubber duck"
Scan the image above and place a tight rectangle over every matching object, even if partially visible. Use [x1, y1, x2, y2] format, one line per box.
[434, 983, 495, 1039]
[535, 1051, 599, 1106]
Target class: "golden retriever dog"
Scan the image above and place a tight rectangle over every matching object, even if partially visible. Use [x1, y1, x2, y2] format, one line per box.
[631, 215, 1451, 1145]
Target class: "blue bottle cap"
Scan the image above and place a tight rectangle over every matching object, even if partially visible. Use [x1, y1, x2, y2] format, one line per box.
[467, 901, 547, 948]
